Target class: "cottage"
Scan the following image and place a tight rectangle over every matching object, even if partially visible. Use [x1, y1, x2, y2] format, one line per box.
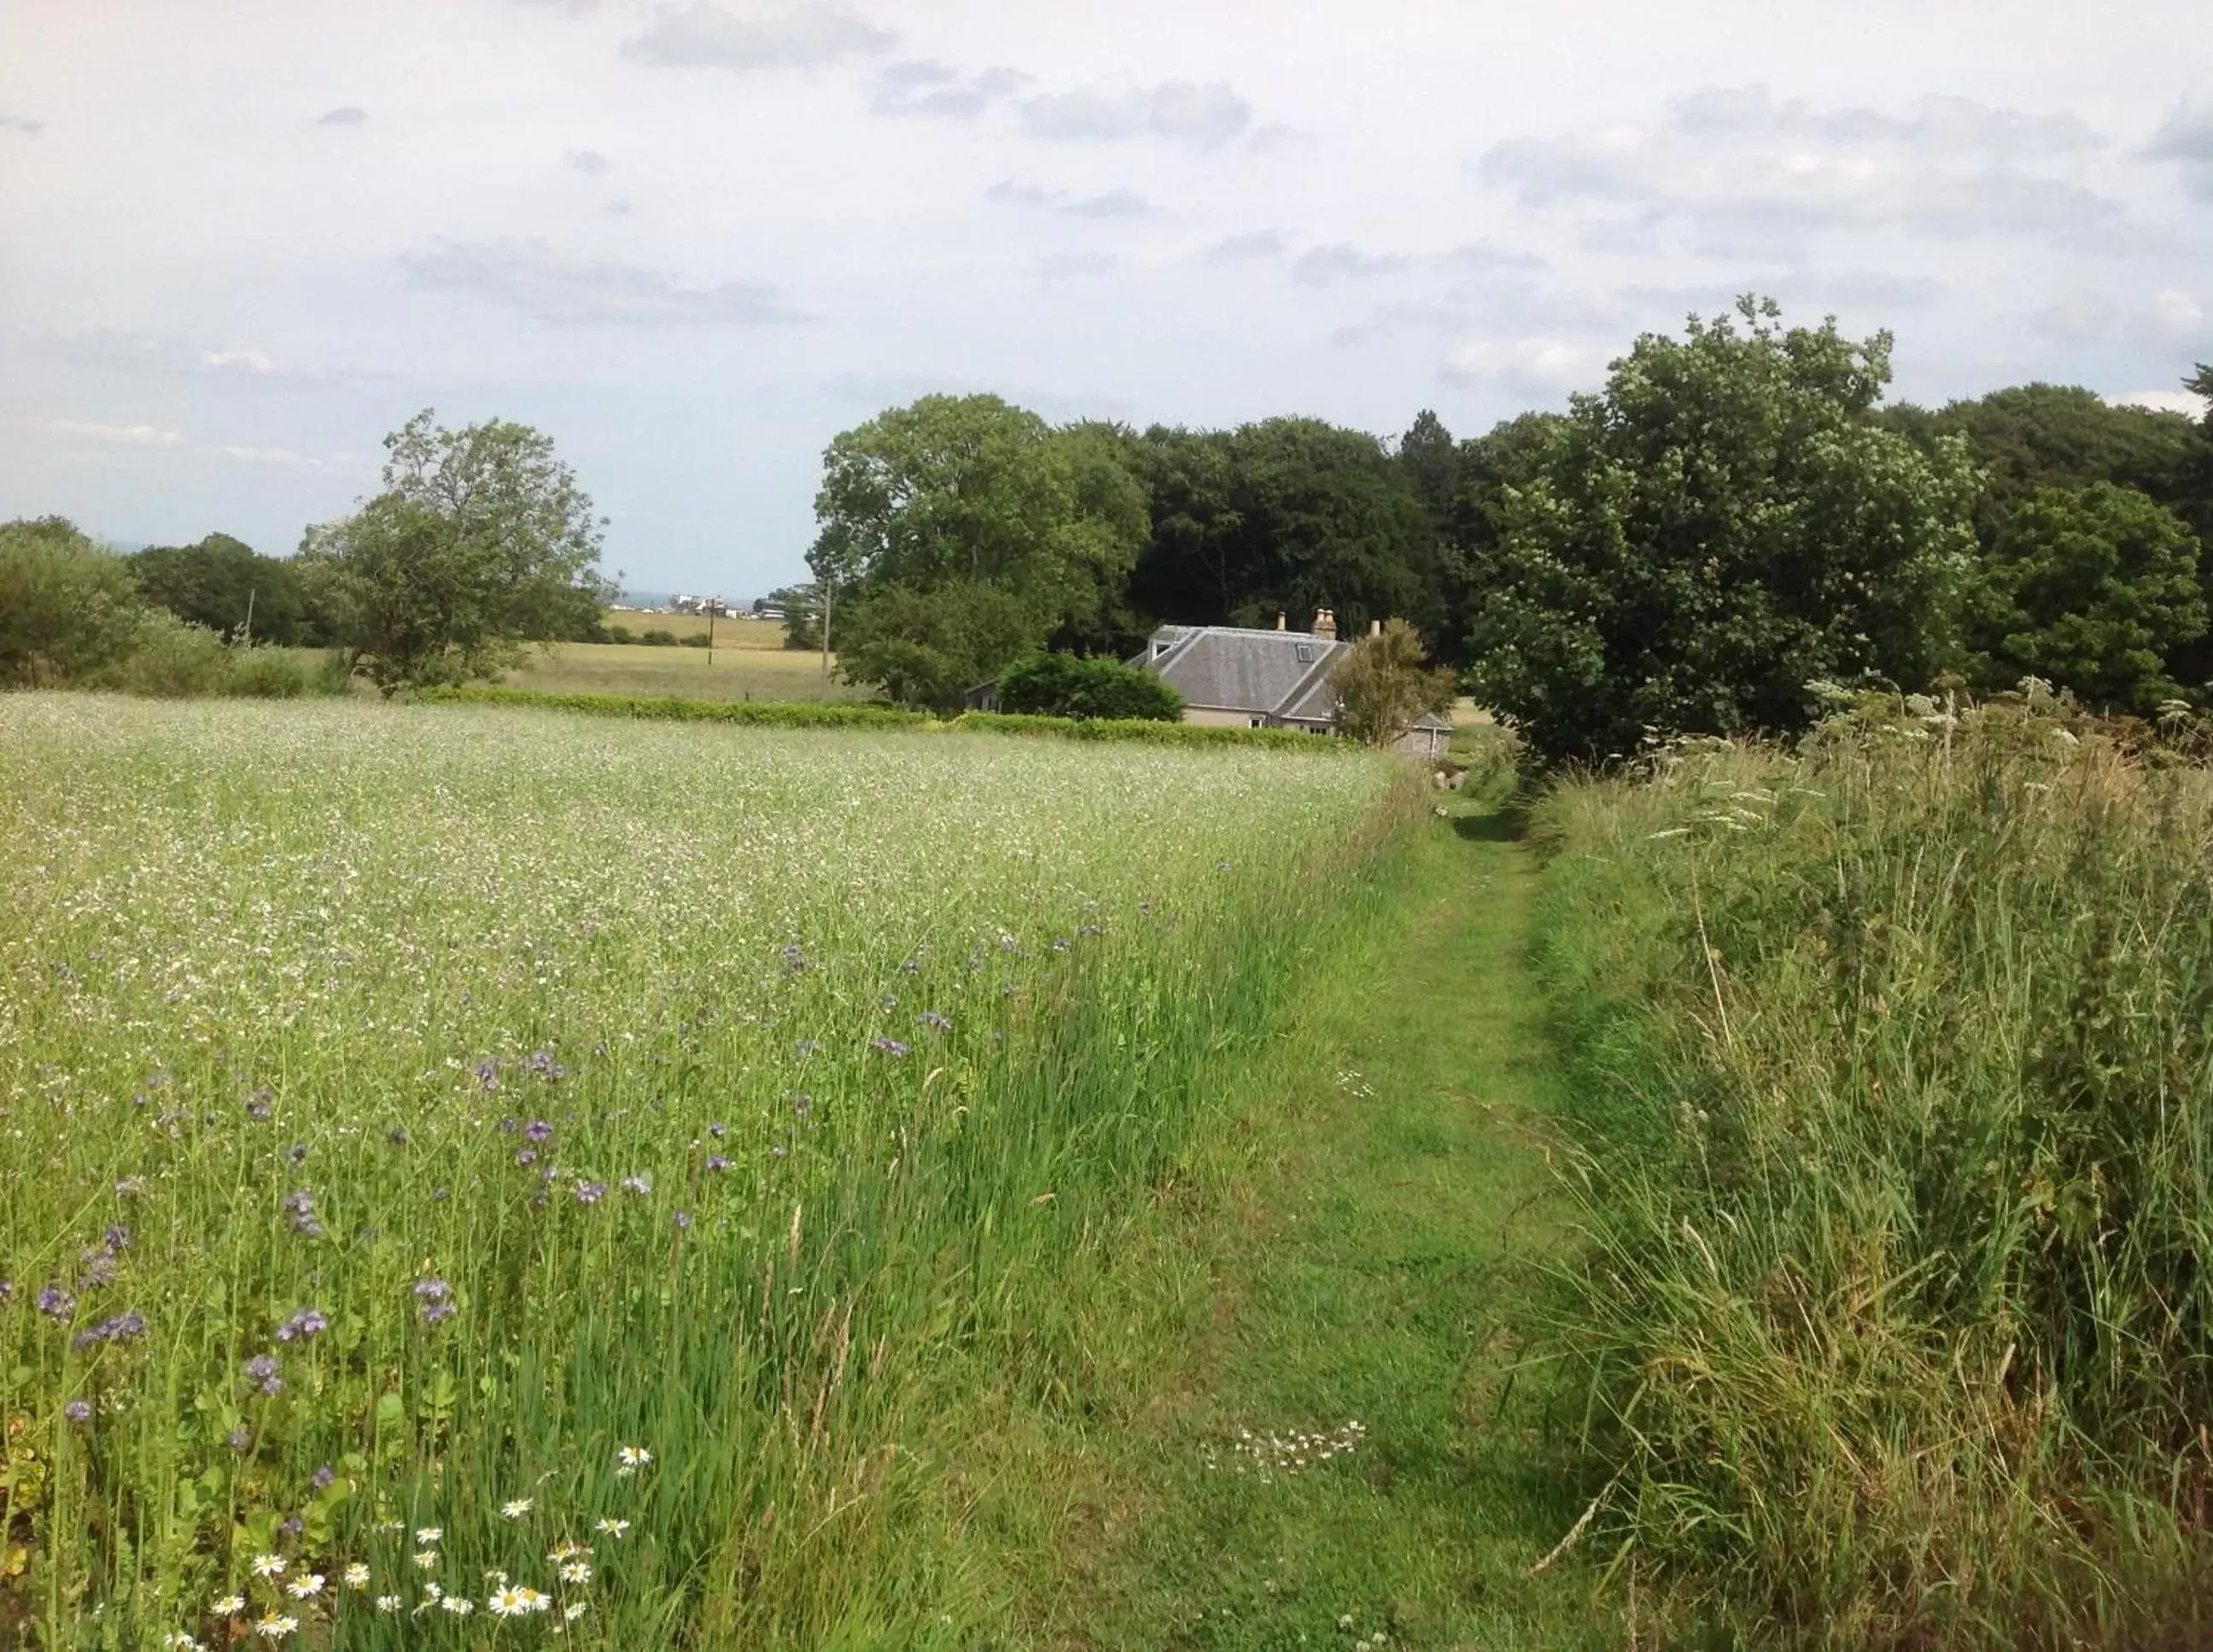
[1135, 610, 1453, 759]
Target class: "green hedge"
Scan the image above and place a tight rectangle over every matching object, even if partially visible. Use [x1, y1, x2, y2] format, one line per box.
[417, 686, 1355, 750]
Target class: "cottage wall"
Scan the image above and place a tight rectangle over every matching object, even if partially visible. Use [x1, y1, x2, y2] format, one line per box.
[1183, 706, 1257, 728]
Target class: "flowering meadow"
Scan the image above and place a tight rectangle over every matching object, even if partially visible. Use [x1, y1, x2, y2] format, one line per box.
[0, 696, 1404, 1648]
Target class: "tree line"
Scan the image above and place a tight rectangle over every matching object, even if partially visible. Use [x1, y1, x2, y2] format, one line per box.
[797, 297, 2213, 760]
[9, 297, 2210, 761]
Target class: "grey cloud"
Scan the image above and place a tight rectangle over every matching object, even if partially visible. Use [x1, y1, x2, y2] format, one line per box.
[566, 149, 610, 173]
[28, 330, 391, 388]
[1205, 230, 1285, 263]
[1020, 78, 1250, 150]
[2148, 96, 2213, 201]
[987, 180, 1155, 219]
[872, 59, 1025, 118]
[622, 3, 896, 73]
[1039, 251, 1116, 283]
[1292, 244, 1410, 286]
[1480, 84, 2125, 249]
[314, 107, 366, 127]
[402, 237, 802, 325]
[0, 112, 44, 135]
[2030, 285, 2208, 347]
[1063, 189, 1154, 219]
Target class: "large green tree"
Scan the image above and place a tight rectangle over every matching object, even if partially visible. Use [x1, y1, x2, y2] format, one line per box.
[1971, 482, 2206, 711]
[0, 517, 149, 687]
[299, 411, 614, 695]
[1466, 298, 1981, 764]
[809, 394, 1147, 708]
[128, 533, 324, 645]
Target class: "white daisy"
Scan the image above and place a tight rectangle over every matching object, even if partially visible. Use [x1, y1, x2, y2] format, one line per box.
[248, 1555, 285, 1579]
[342, 1562, 371, 1590]
[412, 1550, 439, 1570]
[210, 1597, 245, 1617]
[559, 1560, 592, 1584]
[500, 1497, 534, 1520]
[439, 1595, 473, 1616]
[593, 1517, 629, 1538]
[413, 1526, 441, 1544]
[374, 1596, 402, 1614]
[488, 1587, 527, 1619]
[563, 1601, 589, 1621]
[253, 1613, 296, 1641]
[283, 1574, 323, 1600]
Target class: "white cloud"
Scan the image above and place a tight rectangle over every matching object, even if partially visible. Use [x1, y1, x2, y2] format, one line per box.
[1204, 230, 1285, 264]
[1292, 244, 1410, 286]
[621, 3, 896, 73]
[1480, 85, 2124, 253]
[1441, 336, 1600, 394]
[987, 179, 1155, 219]
[401, 238, 802, 325]
[314, 106, 366, 127]
[1038, 251, 1116, 283]
[2107, 389, 2210, 419]
[29, 417, 186, 447]
[1, 111, 44, 135]
[564, 149, 610, 173]
[200, 348, 278, 373]
[1020, 78, 1251, 150]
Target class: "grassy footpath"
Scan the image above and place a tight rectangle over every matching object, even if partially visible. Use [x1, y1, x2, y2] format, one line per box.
[956, 802, 1609, 1649]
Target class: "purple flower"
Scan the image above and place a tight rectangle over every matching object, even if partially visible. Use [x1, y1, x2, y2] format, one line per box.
[525, 1048, 565, 1080]
[72, 1310, 147, 1351]
[575, 1180, 606, 1205]
[475, 1059, 500, 1094]
[524, 1119, 552, 1143]
[243, 1354, 282, 1395]
[226, 1425, 253, 1451]
[619, 1176, 651, 1196]
[246, 1099, 272, 1122]
[0, 1281, 12, 1302]
[102, 1223, 131, 1250]
[62, 1399, 91, 1425]
[76, 1247, 119, 1290]
[918, 1011, 952, 1032]
[387, 1126, 410, 1146]
[791, 1093, 812, 1118]
[870, 1037, 909, 1059]
[36, 1286, 75, 1320]
[707, 1122, 727, 1139]
[673, 1211, 692, 1231]
[901, 956, 920, 974]
[278, 1515, 303, 1538]
[780, 943, 809, 972]
[516, 1148, 537, 1167]
[309, 1463, 335, 1491]
[412, 1279, 453, 1327]
[114, 1176, 145, 1199]
[280, 1190, 318, 1235]
[704, 1154, 730, 1173]
[498, 1116, 520, 1135]
[285, 1142, 308, 1167]
[274, 1307, 327, 1343]
[421, 1299, 456, 1325]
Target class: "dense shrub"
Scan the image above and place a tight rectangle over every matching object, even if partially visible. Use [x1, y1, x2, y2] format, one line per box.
[108, 610, 236, 697]
[225, 646, 312, 698]
[1532, 692, 2213, 1647]
[0, 517, 146, 687]
[678, 633, 711, 648]
[638, 628, 679, 646]
[994, 651, 1184, 721]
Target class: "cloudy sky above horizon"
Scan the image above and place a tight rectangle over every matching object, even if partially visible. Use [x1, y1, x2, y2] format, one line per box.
[3, 0, 2210, 594]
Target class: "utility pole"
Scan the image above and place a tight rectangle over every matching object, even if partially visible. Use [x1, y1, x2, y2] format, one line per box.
[820, 578, 832, 690]
[242, 587, 256, 650]
[706, 605, 715, 668]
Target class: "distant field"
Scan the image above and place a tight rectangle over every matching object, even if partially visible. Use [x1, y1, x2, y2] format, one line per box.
[504, 639, 874, 702]
[603, 610, 786, 646]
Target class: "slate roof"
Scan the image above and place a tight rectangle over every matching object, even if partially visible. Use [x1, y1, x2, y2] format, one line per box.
[1139, 624, 1451, 732]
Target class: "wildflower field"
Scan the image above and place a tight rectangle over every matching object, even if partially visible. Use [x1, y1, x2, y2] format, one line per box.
[0, 696, 1405, 1648]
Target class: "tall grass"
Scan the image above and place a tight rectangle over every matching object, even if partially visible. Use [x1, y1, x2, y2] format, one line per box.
[1530, 691, 2213, 1648]
[0, 695, 1411, 1648]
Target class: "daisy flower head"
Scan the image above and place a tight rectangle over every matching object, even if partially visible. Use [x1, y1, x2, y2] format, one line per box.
[488, 1587, 528, 1619]
[547, 1540, 586, 1563]
[211, 1596, 246, 1617]
[439, 1595, 474, 1616]
[342, 1562, 371, 1590]
[593, 1517, 629, 1538]
[253, 1613, 297, 1641]
[249, 1554, 285, 1579]
[500, 1496, 534, 1520]
[283, 1573, 324, 1600]
[414, 1526, 441, 1544]
[412, 1550, 439, 1570]
[163, 1637, 205, 1652]
[374, 1596, 402, 1614]
[517, 1586, 551, 1614]
[616, 1444, 652, 1472]
[564, 1602, 589, 1622]
[559, 1560, 592, 1584]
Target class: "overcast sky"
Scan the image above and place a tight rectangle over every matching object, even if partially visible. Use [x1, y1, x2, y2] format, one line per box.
[3, 0, 2210, 594]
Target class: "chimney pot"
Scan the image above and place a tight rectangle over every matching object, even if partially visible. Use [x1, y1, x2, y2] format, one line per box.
[1370, 618, 1382, 637]
[1312, 609, 1337, 641]
[1276, 611, 1286, 631]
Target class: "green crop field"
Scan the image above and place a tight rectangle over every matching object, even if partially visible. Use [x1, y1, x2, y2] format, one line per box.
[0, 696, 1402, 1647]
[601, 613, 788, 646]
[499, 640, 873, 703]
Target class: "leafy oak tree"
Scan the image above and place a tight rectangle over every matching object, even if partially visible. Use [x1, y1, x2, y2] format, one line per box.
[1467, 298, 1981, 764]
[0, 517, 147, 687]
[299, 411, 614, 695]
[808, 394, 1147, 709]
[1971, 482, 2206, 711]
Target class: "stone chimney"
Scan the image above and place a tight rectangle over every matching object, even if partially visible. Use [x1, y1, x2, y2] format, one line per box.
[1275, 610, 1287, 631]
[1312, 609, 1337, 641]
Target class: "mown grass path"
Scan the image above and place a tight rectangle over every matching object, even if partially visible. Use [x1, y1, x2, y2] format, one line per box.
[975, 805, 1608, 1650]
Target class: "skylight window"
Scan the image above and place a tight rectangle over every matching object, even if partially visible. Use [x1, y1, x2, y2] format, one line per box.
[1294, 643, 1314, 663]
